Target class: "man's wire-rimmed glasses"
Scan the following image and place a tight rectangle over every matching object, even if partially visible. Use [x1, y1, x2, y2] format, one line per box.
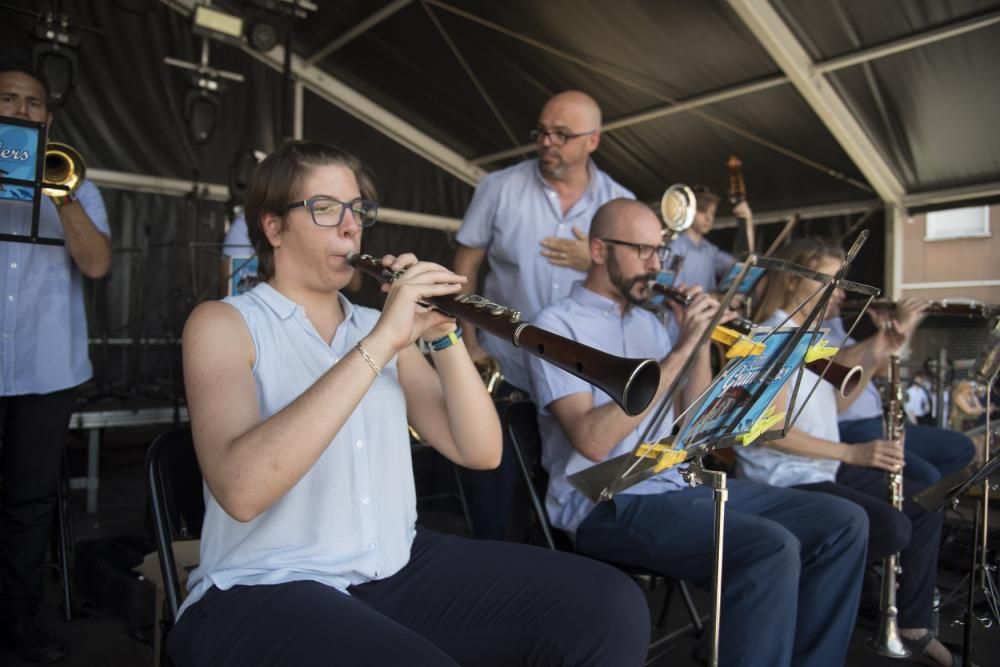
[284, 196, 378, 228]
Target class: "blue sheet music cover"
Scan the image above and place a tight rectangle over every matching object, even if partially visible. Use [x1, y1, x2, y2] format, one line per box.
[718, 262, 766, 294]
[229, 256, 260, 296]
[672, 327, 823, 450]
[0, 119, 42, 202]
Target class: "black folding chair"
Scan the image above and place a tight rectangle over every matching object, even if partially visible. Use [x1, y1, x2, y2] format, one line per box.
[146, 425, 204, 661]
[504, 400, 704, 664]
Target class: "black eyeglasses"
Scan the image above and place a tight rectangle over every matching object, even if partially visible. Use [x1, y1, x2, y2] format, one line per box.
[600, 238, 670, 262]
[529, 126, 597, 147]
[284, 196, 378, 228]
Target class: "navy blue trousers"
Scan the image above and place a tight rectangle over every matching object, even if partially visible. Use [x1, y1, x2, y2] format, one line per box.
[167, 529, 650, 667]
[839, 416, 975, 485]
[796, 465, 942, 628]
[575, 481, 868, 667]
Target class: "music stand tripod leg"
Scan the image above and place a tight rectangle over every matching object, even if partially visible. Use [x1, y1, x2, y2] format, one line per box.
[708, 469, 727, 667]
[963, 374, 997, 665]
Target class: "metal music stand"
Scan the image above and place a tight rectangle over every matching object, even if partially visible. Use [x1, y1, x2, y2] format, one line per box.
[0, 116, 67, 246]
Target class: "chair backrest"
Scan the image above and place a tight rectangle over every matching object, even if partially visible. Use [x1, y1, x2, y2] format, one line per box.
[146, 425, 204, 624]
[504, 399, 569, 551]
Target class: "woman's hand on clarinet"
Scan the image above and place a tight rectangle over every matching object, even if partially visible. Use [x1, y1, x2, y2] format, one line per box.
[847, 438, 905, 472]
[373, 253, 465, 351]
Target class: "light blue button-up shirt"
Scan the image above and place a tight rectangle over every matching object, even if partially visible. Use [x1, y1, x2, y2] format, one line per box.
[221, 214, 251, 257]
[181, 283, 417, 617]
[668, 233, 735, 293]
[735, 310, 842, 487]
[528, 283, 684, 537]
[0, 179, 109, 395]
[823, 317, 883, 421]
[456, 158, 633, 391]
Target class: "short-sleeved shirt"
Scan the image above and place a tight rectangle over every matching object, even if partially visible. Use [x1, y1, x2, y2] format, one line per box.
[528, 282, 684, 537]
[181, 284, 416, 617]
[222, 214, 252, 258]
[668, 233, 735, 293]
[822, 317, 882, 421]
[734, 310, 842, 486]
[0, 179, 110, 395]
[456, 158, 633, 391]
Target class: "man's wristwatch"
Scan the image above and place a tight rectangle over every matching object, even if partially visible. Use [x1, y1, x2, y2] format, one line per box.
[50, 192, 76, 208]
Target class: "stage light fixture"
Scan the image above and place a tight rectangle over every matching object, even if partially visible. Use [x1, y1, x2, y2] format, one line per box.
[31, 8, 82, 108]
[246, 17, 279, 52]
[184, 87, 220, 145]
[191, 3, 244, 46]
[32, 43, 76, 108]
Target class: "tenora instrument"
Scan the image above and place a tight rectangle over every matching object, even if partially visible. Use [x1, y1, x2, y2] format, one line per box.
[348, 252, 661, 416]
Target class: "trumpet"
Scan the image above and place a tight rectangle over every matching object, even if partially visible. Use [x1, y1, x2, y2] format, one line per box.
[42, 142, 86, 198]
[349, 252, 661, 416]
[649, 281, 862, 398]
[659, 183, 696, 241]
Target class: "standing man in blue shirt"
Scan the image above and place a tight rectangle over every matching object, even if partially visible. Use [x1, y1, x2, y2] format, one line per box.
[529, 199, 869, 667]
[0, 62, 111, 663]
[453, 91, 633, 539]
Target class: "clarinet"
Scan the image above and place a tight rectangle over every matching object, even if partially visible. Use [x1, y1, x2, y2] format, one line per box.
[347, 252, 660, 416]
[867, 354, 910, 657]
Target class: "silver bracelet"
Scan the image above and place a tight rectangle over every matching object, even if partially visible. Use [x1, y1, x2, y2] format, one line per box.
[356, 341, 382, 377]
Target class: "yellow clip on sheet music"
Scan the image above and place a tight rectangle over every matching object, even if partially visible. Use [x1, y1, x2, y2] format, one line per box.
[804, 339, 839, 364]
[711, 326, 766, 359]
[738, 405, 786, 446]
[634, 442, 689, 473]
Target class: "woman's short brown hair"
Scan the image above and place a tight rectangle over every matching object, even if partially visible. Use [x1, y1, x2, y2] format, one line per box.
[244, 141, 376, 281]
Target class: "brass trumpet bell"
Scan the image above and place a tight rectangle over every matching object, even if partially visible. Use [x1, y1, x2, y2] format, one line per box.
[659, 183, 696, 235]
[42, 142, 86, 197]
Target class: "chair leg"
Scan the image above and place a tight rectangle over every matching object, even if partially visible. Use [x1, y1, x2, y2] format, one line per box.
[451, 463, 475, 536]
[655, 581, 675, 630]
[55, 459, 74, 622]
[677, 580, 703, 636]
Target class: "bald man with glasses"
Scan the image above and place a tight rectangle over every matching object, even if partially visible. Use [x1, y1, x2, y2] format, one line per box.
[453, 90, 633, 540]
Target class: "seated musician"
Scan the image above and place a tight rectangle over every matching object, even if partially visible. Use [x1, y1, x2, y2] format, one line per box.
[527, 199, 868, 667]
[823, 291, 974, 484]
[735, 238, 959, 667]
[170, 141, 651, 666]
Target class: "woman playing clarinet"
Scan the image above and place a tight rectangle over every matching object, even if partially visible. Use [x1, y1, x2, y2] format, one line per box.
[169, 141, 649, 667]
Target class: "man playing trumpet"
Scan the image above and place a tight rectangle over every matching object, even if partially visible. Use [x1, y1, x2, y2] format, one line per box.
[0, 61, 111, 663]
